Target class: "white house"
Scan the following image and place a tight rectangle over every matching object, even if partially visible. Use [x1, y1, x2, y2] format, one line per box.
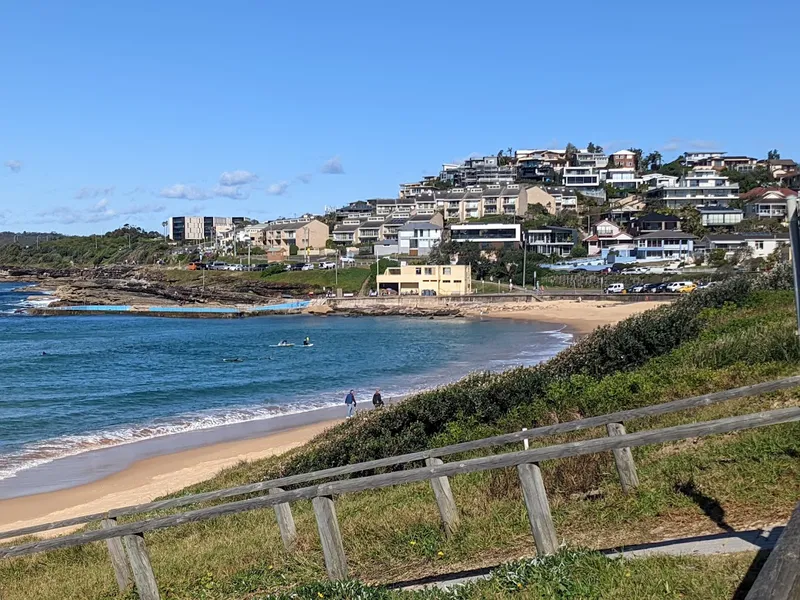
[603, 168, 643, 190]
[634, 231, 697, 260]
[582, 219, 633, 256]
[698, 206, 743, 228]
[642, 173, 679, 189]
[654, 167, 740, 208]
[703, 233, 789, 259]
[398, 222, 442, 256]
[742, 187, 796, 221]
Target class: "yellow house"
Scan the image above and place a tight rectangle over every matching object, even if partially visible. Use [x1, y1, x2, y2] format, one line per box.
[376, 264, 472, 296]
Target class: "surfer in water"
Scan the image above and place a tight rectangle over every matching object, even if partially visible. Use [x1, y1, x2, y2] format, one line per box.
[303, 336, 311, 346]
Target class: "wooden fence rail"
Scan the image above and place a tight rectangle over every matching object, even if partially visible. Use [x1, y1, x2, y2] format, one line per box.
[745, 501, 800, 600]
[3, 375, 798, 542]
[1, 406, 797, 565]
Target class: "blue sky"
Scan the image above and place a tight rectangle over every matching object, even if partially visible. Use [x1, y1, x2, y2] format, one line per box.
[1, 0, 799, 235]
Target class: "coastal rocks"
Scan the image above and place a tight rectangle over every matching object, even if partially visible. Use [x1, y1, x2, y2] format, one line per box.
[334, 306, 463, 318]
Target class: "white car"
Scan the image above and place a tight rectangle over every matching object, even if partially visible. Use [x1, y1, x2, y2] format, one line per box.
[318, 261, 336, 270]
[606, 283, 625, 294]
[666, 281, 693, 293]
[301, 264, 314, 271]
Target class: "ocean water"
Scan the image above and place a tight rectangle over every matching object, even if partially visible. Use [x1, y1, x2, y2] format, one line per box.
[0, 282, 572, 484]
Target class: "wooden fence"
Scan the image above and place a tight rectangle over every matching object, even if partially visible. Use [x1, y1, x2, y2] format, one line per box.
[745, 501, 800, 600]
[2, 378, 800, 599]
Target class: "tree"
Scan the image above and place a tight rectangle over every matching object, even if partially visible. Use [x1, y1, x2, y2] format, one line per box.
[709, 249, 727, 267]
[721, 166, 774, 195]
[658, 157, 685, 178]
[644, 151, 662, 172]
[586, 142, 596, 153]
[565, 143, 578, 166]
[676, 206, 706, 237]
[627, 147, 644, 171]
[569, 244, 588, 258]
[768, 149, 781, 160]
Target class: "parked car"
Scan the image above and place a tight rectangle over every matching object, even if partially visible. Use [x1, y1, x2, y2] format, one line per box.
[677, 283, 697, 293]
[252, 263, 273, 271]
[289, 263, 304, 271]
[666, 281, 694, 293]
[421, 289, 437, 296]
[318, 261, 336, 270]
[641, 283, 661, 293]
[629, 284, 647, 293]
[301, 263, 314, 271]
[606, 283, 626, 294]
[209, 261, 228, 270]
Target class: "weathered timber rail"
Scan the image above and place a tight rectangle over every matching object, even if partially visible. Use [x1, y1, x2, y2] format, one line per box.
[1, 405, 799, 599]
[745, 501, 800, 600]
[4, 375, 798, 543]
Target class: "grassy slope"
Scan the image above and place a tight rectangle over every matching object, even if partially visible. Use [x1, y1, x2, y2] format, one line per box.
[262, 267, 371, 293]
[1, 287, 798, 599]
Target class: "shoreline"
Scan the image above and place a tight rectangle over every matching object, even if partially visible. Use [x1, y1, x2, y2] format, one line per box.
[0, 418, 338, 538]
[0, 300, 665, 537]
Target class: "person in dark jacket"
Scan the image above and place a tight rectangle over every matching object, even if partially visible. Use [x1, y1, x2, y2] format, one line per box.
[372, 389, 384, 408]
[345, 390, 356, 418]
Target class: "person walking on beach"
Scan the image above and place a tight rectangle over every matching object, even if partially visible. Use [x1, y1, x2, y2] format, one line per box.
[345, 389, 356, 418]
[372, 389, 384, 408]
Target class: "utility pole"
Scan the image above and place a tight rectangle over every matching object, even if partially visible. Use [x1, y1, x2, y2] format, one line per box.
[522, 234, 527, 290]
[786, 196, 800, 336]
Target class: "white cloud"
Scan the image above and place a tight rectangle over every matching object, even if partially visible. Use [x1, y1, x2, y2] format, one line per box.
[266, 181, 290, 195]
[159, 184, 211, 201]
[660, 138, 682, 152]
[4, 160, 22, 173]
[688, 139, 720, 150]
[36, 201, 165, 225]
[320, 156, 344, 175]
[213, 185, 249, 200]
[75, 186, 115, 199]
[295, 173, 313, 184]
[219, 170, 258, 186]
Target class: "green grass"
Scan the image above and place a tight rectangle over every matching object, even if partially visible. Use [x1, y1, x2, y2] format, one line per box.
[262, 267, 371, 293]
[1, 280, 798, 599]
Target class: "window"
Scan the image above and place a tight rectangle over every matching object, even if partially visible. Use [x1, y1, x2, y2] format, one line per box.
[453, 280, 461, 283]
[415, 268, 421, 275]
[442, 280, 450, 283]
[424, 267, 433, 275]
[755, 241, 764, 250]
[443, 267, 451, 275]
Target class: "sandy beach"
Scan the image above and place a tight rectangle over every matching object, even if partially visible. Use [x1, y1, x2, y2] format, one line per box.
[0, 299, 668, 538]
[464, 298, 670, 334]
[0, 419, 337, 538]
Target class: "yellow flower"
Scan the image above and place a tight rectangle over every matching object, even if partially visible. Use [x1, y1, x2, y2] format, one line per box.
[625, 571, 631, 578]
[318, 593, 324, 598]
[437, 551, 444, 557]
[409, 541, 416, 546]
[517, 583, 522, 588]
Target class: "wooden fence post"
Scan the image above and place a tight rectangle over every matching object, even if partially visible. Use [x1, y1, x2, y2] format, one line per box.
[425, 457, 460, 538]
[606, 422, 640, 493]
[312, 496, 348, 580]
[101, 518, 132, 592]
[517, 462, 558, 556]
[269, 488, 297, 550]
[122, 533, 160, 600]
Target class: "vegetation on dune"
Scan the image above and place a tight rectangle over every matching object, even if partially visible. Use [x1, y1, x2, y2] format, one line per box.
[0, 226, 167, 268]
[1, 268, 798, 599]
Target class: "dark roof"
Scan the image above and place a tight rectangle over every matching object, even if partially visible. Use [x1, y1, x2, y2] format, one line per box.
[637, 212, 680, 223]
[333, 223, 360, 232]
[705, 233, 745, 243]
[768, 159, 798, 166]
[384, 216, 409, 225]
[374, 198, 398, 205]
[409, 213, 438, 222]
[399, 222, 442, 231]
[636, 231, 697, 240]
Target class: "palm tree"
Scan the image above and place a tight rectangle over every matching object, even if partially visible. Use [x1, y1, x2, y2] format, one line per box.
[161, 221, 168, 241]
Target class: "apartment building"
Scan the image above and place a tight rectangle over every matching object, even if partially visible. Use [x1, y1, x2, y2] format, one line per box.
[376, 264, 472, 296]
[516, 149, 567, 172]
[562, 167, 606, 201]
[642, 173, 679, 189]
[759, 159, 798, 177]
[435, 184, 530, 222]
[397, 222, 443, 256]
[604, 167, 643, 190]
[631, 213, 681, 234]
[683, 151, 725, 167]
[696, 155, 758, 172]
[335, 200, 374, 219]
[332, 219, 361, 244]
[262, 217, 329, 250]
[742, 187, 796, 220]
[698, 206, 743, 228]
[525, 226, 579, 257]
[516, 156, 557, 182]
[634, 231, 697, 260]
[168, 216, 245, 242]
[525, 186, 580, 214]
[651, 167, 739, 209]
[575, 151, 609, 169]
[399, 176, 439, 199]
[610, 150, 637, 169]
[374, 197, 415, 217]
[449, 223, 522, 249]
[439, 156, 516, 187]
